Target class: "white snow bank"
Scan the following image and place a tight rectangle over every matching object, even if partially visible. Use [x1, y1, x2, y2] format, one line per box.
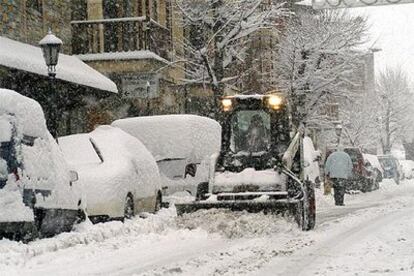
[0, 188, 34, 222]
[0, 89, 47, 138]
[77, 50, 169, 63]
[112, 115, 221, 162]
[0, 36, 117, 93]
[177, 209, 298, 239]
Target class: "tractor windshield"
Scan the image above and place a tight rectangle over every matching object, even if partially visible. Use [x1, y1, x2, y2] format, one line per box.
[230, 110, 271, 153]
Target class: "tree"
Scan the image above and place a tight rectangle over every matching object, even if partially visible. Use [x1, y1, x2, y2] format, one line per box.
[274, 10, 368, 129]
[375, 67, 414, 154]
[173, 0, 287, 113]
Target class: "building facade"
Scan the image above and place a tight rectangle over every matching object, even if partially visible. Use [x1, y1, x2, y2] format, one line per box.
[72, 0, 186, 120]
[0, 0, 118, 135]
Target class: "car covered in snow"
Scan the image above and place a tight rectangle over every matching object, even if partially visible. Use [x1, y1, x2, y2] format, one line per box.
[363, 153, 383, 184]
[398, 160, 414, 179]
[378, 155, 400, 184]
[59, 126, 163, 223]
[112, 115, 221, 199]
[0, 89, 83, 240]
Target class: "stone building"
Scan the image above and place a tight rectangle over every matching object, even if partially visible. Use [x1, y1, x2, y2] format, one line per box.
[71, 0, 185, 118]
[0, 0, 118, 135]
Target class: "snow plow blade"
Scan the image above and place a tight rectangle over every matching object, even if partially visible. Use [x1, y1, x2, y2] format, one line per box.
[175, 200, 300, 216]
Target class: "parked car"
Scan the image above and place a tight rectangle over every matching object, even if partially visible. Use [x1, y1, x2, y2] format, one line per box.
[399, 160, 414, 179]
[378, 155, 400, 184]
[0, 89, 83, 240]
[325, 146, 377, 192]
[363, 154, 383, 184]
[303, 136, 321, 188]
[112, 115, 221, 199]
[59, 126, 163, 223]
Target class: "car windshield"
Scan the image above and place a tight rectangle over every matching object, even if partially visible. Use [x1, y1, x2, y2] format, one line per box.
[379, 157, 395, 168]
[230, 110, 271, 153]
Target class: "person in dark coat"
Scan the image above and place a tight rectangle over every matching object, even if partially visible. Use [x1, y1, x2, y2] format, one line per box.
[325, 147, 353, 206]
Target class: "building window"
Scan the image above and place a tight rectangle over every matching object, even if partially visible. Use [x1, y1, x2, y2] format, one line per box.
[26, 0, 42, 15]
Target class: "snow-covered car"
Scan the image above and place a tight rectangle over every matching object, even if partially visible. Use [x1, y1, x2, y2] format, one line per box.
[0, 89, 83, 240]
[112, 115, 221, 199]
[59, 126, 163, 223]
[363, 154, 384, 183]
[303, 136, 321, 187]
[378, 155, 400, 184]
[399, 160, 414, 179]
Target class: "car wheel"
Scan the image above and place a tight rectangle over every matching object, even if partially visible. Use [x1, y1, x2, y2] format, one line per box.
[124, 194, 134, 220]
[154, 192, 162, 213]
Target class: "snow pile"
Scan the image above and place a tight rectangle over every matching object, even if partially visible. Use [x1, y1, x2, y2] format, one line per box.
[0, 116, 12, 142]
[303, 136, 321, 184]
[112, 115, 221, 162]
[0, 188, 34, 222]
[164, 191, 195, 204]
[0, 36, 117, 93]
[214, 168, 286, 191]
[177, 209, 297, 239]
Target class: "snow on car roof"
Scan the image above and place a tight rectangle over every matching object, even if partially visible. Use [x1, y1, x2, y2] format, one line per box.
[112, 115, 221, 162]
[0, 36, 118, 93]
[0, 89, 48, 138]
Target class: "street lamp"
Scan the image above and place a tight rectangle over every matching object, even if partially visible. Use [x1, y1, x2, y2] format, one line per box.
[39, 29, 63, 139]
[335, 123, 343, 147]
[39, 29, 63, 78]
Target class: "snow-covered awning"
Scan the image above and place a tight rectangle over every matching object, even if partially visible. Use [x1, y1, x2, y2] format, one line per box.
[0, 36, 118, 93]
[77, 50, 169, 64]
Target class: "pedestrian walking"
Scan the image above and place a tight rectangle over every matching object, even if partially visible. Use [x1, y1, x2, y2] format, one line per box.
[324, 147, 353, 206]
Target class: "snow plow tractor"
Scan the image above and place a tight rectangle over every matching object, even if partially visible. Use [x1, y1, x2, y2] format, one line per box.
[175, 93, 316, 231]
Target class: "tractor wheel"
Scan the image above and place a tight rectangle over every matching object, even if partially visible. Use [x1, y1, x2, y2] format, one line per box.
[302, 180, 316, 231]
[195, 182, 209, 201]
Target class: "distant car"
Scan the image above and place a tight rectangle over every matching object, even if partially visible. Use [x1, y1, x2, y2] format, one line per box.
[378, 155, 400, 184]
[303, 136, 321, 188]
[0, 89, 83, 240]
[325, 146, 377, 192]
[399, 160, 414, 179]
[112, 115, 221, 199]
[59, 126, 163, 223]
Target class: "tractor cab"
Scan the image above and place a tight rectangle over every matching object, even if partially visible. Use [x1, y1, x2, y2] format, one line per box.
[217, 93, 291, 173]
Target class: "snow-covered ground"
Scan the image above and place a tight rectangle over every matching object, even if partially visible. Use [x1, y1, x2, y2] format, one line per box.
[1, 179, 414, 276]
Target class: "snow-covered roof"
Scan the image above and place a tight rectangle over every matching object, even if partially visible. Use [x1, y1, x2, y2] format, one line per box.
[77, 50, 169, 64]
[0, 36, 118, 93]
[112, 115, 221, 162]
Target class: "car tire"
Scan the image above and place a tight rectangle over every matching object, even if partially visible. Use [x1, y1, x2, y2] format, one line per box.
[124, 194, 134, 220]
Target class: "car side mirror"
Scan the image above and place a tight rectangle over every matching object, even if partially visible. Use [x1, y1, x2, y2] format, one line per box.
[69, 170, 79, 183]
[304, 160, 311, 168]
[185, 164, 197, 178]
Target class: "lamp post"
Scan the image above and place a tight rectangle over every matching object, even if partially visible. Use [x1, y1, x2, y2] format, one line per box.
[335, 123, 343, 147]
[39, 29, 63, 138]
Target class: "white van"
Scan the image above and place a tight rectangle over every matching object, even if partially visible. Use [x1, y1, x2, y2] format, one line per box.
[0, 89, 82, 239]
[112, 115, 221, 199]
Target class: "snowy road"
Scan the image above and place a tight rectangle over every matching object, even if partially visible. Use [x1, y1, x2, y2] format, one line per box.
[1, 180, 414, 276]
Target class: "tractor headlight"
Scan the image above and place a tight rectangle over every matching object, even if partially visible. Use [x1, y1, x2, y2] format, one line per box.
[221, 98, 233, 111]
[267, 95, 283, 110]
